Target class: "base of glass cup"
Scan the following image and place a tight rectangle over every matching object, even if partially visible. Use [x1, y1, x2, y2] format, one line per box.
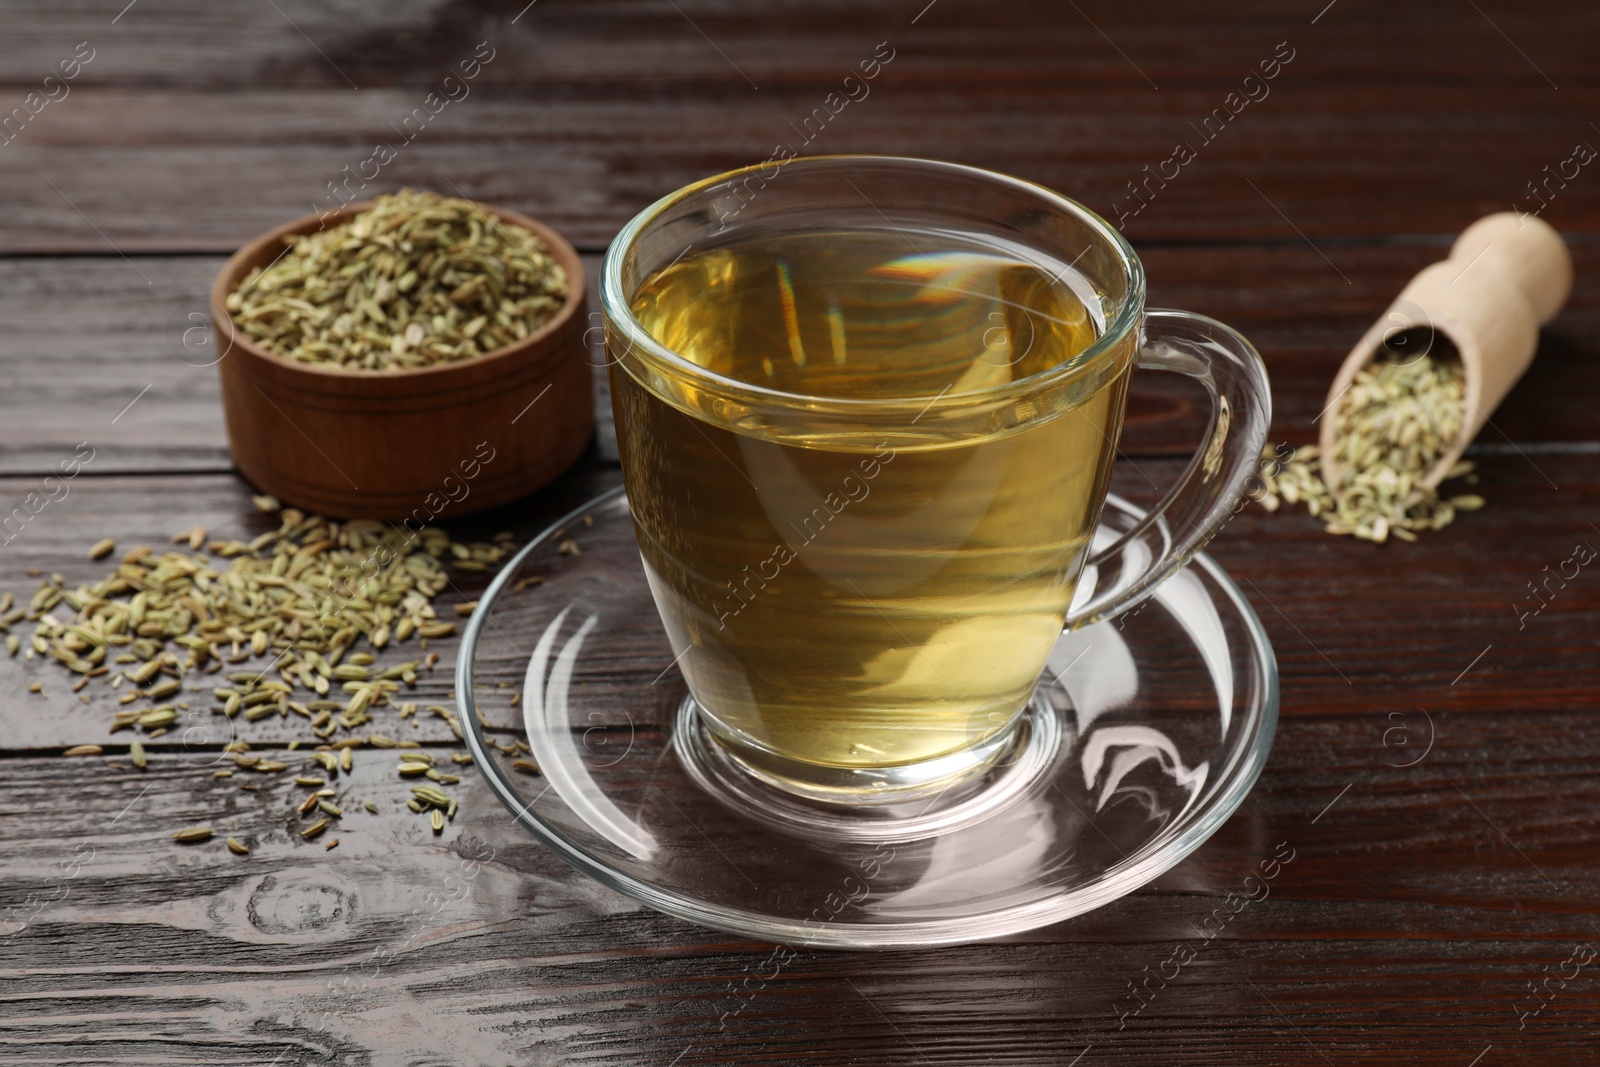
[673, 692, 1065, 841]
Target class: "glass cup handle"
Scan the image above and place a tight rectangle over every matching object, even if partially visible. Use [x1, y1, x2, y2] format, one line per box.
[1064, 309, 1273, 630]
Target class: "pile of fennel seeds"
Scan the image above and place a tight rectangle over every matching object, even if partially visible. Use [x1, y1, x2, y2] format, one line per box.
[1253, 348, 1485, 543]
[16, 495, 537, 852]
[225, 189, 569, 371]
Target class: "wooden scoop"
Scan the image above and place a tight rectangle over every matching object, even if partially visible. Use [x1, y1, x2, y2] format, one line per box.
[1318, 212, 1573, 490]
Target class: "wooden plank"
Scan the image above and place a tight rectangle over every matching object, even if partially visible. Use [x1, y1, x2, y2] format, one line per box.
[1, 244, 1596, 477]
[0, 464, 623, 750]
[4, 452, 1596, 750]
[0, 0, 1595, 253]
[1, 0, 1594, 100]
[2, 79, 1594, 252]
[0, 1, 1597, 1059]
[0, 254, 233, 475]
[0, 699, 1596, 1064]
[0, 253, 614, 476]
[1191, 449, 1600, 718]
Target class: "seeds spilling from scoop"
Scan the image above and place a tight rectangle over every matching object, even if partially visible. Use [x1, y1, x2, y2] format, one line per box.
[1254, 352, 1484, 542]
[225, 188, 568, 371]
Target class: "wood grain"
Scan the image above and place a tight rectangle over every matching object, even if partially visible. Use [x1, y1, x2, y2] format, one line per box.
[2, 702, 1597, 1066]
[1, 245, 1596, 477]
[2, 0, 1599, 1062]
[0, 465, 623, 751]
[0, 253, 617, 477]
[5, 452, 1594, 751]
[0, 0, 1595, 251]
[4, 84, 1597, 254]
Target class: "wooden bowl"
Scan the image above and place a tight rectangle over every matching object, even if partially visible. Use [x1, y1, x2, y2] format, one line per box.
[209, 201, 592, 520]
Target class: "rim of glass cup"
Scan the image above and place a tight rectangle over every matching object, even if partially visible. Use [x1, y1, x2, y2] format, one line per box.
[599, 154, 1147, 415]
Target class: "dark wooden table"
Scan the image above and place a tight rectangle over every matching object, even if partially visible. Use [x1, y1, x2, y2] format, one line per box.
[3, 2, 1598, 1063]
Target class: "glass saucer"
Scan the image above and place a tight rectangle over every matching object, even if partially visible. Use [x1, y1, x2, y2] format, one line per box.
[457, 488, 1278, 948]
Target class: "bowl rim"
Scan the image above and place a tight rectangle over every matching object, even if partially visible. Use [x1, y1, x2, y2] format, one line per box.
[208, 196, 587, 381]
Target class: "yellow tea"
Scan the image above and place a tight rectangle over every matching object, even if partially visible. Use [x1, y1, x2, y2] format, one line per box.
[612, 227, 1133, 777]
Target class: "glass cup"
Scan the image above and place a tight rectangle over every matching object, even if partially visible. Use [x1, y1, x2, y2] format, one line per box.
[601, 156, 1270, 807]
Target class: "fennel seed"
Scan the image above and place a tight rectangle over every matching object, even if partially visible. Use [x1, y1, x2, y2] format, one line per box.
[1254, 345, 1481, 542]
[225, 189, 568, 371]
